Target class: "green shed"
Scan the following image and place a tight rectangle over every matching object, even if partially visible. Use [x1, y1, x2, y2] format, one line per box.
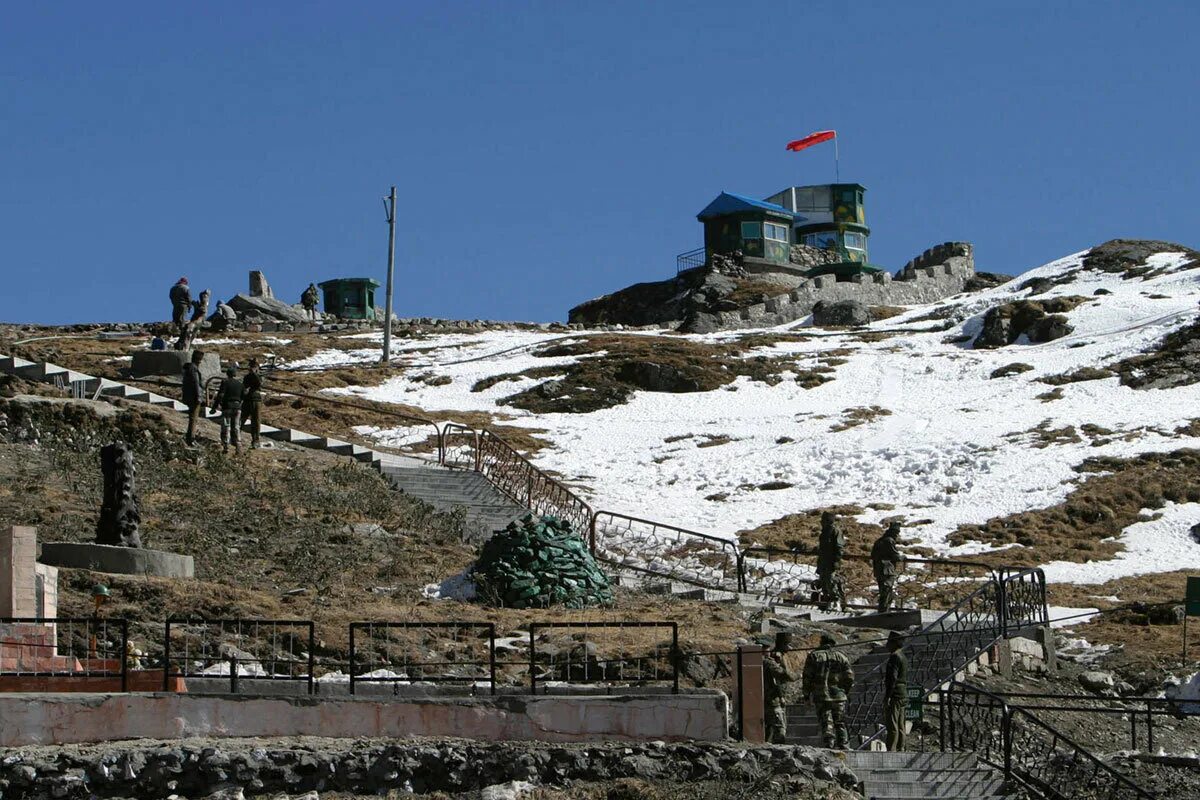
[696, 192, 799, 266]
[318, 277, 380, 321]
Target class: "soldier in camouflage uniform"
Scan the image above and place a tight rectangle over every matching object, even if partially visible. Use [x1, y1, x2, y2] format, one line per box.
[871, 521, 904, 612]
[802, 632, 854, 749]
[241, 358, 263, 449]
[815, 511, 846, 610]
[211, 364, 244, 454]
[301, 283, 320, 319]
[762, 631, 804, 743]
[181, 349, 204, 447]
[884, 630, 909, 751]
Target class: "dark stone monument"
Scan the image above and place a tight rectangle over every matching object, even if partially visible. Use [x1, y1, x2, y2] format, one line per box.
[96, 441, 142, 548]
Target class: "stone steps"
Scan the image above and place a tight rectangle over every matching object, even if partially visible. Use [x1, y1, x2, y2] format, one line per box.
[842, 750, 1010, 799]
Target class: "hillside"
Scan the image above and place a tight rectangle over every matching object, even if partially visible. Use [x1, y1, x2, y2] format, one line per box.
[3, 238, 1200, 679]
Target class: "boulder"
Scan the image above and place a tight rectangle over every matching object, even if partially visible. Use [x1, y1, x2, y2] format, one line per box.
[615, 361, 704, 393]
[974, 297, 1087, 349]
[1078, 670, 1116, 694]
[226, 293, 311, 324]
[812, 300, 870, 327]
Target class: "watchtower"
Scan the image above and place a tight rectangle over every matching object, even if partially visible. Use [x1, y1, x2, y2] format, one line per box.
[764, 183, 871, 265]
[318, 278, 381, 321]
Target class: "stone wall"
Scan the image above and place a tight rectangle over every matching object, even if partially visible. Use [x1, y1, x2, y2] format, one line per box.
[702, 255, 975, 331]
[0, 691, 728, 747]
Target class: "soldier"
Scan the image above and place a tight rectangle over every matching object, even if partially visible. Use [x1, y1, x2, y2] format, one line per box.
[871, 521, 905, 612]
[802, 632, 854, 749]
[241, 358, 263, 449]
[301, 283, 319, 319]
[815, 511, 846, 610]
[181, 350, 205, 447]
[211, 364, 244, 454]
[169, 277, 192, 331]
[883, 631, 908, 751]
[762, 631, 804, 743]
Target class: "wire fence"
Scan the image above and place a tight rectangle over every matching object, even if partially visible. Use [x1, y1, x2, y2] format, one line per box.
[527, 621, 679, 694]
[348, 621, 496, 695]
[0, 617, 128, 690]
[591, 511, 742, 592]
[163, 617, 316, 694]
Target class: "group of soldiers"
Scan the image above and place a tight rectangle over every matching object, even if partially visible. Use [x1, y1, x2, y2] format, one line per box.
[181, 352, 263, 453]
[168, 277, 211, 351]
[763, 627, 908, 751]
[814, 512, 904, 613]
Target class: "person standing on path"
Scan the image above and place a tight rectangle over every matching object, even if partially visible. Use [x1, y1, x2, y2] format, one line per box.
[212, 364, 244, 454]
[241, 358, 263, 449]
[762, 631, 804, 743]
[815, 511, 846, 610]
[181, 350, 204, 447]
[801, 632, 854, 749]
[871, 522, 905, 612]
[169, 277, 191, 332]
[884, 631, 909, 751]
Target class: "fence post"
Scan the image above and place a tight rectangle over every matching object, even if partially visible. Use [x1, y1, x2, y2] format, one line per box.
[736, 551, 745, 594]
[736, 646, 744, 741]
[948, 683, 957, 751]
[306, 621, 316, 696]
[473, 431, 482, 472]
[229, 655, 239, 694]
[939, 686, 947, 751]
[348, 624, 356, 696]
[119, 620, 128, 693]
[489, 624, 497, 696]
[162, 619, 171, 692]
[671, 623, 679, 694]
[528, 626, 537, 694]
[589, 515, 597, 555]
[997, 573, 1009, 639]
[1002, 706, 1013, 781]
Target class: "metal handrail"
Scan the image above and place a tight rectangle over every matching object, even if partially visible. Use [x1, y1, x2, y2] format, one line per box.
[0, 617, 129, 692]
[590, 511, 742, 592]
[676, 246, 707, 274]
[528, 621, 679, 694]
[348, 621, 496, 695]
[943, 681, 1157, 800]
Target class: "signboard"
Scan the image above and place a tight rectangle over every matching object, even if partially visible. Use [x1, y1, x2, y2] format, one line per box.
[1186, 577, 1200, 618]
[906, 686, 924, 721]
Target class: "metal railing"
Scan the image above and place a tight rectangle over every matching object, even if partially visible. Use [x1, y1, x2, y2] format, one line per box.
[937, 681, 1156, 800]
[0, 617, 128, 691]
[441, 422, 480, 470]
[738, 547, 994, 610]
[163, 617, 316, 694]
[676, 246, 707, 274]
[590, 511, 742, 591]
[473, 430, 593, 535]
[985, 692, 1186, 752]
[348, 621, 496, 695]
[528, 621, 679, 694]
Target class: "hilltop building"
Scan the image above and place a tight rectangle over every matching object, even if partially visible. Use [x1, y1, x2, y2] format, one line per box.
[319, 277, 381, 321]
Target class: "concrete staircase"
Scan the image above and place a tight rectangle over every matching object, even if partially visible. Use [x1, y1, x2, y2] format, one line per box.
[377, 463, 527, 542]
[841, 751, 1010, 799]
[786, 648, 891, 745]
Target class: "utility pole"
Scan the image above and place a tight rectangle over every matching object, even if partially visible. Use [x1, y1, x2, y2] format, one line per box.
[381, 185, 397, 364]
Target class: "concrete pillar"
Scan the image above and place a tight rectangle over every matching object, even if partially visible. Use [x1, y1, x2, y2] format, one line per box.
[0, 527, 38, 618]
[738, 646, 766, 743]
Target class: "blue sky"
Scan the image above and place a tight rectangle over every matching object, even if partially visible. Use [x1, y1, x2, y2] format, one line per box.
[2, 1, 1197, 324]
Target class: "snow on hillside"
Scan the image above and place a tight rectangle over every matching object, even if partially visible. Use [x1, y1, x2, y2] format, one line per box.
[299, 246, 1200, 581]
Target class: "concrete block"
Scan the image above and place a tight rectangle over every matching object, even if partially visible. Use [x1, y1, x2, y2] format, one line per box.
[38, 543, 194, 579]
[130, 350, 221, 384]
[0, 526, 38, 617]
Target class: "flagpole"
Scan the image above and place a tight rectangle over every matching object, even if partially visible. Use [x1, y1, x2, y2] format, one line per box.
[834, 134, 840, 183]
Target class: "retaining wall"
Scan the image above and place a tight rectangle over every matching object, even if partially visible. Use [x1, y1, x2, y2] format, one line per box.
[0, 690, 728, 747]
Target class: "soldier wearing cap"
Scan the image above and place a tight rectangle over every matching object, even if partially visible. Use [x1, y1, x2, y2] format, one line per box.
[762, 630, 804, 743]
[212, 364, 244, 454]
[815, 511, 846, 610]
[802, 632, 855, 748]
[871, 521, 905, 612]
[884, 630, 908, 751]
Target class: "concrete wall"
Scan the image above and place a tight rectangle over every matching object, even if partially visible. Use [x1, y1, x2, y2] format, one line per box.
[0, 690, 729, 747]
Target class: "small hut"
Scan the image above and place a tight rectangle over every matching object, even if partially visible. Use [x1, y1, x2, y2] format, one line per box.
[318, 278, 380, 321]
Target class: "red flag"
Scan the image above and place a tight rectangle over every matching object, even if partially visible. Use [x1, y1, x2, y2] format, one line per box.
[785, 130, 836, 152]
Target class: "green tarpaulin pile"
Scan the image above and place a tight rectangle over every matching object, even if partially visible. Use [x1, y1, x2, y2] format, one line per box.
[474, 515, 614, 609]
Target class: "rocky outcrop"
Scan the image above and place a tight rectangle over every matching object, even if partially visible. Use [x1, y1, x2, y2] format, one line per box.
[226, 294, 312, 325]
[973, 297, 1089, 349]
[1082, 239, 1199, 279]
[0, 737, 859, 799]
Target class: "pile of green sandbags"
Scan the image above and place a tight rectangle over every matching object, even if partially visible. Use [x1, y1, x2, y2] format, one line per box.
[474, 515, 614, 609]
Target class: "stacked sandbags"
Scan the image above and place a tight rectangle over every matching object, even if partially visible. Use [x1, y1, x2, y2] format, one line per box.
[474, 515, 613, 609]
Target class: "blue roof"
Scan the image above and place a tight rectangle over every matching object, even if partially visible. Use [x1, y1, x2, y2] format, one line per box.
[696, 192, 806, 221]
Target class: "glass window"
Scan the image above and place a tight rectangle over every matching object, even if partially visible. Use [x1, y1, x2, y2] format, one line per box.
[741, 221, 762, 239]
[764, 222, 788, 242]
[841, 190, 856, 203]
[804, 232, 839, 249]
[844, 232, 865, 250]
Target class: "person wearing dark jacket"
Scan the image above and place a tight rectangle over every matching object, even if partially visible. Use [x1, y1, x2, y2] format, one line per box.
[871, 522, 905, 612]
[884, 631, 909, 751]
[241, 358, 263, 449]
[181, 350, 205, 446]
[212, 364, 244, 454]
[169, 278, 192, 331]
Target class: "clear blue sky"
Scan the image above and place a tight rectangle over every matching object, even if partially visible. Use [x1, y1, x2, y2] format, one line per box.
[2, 1, 1197, 325]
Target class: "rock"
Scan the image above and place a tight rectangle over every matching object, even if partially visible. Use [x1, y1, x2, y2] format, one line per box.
[481, 780, 537, 800]
[1079, 670, 1116, 694]
[974, 297, 1087, 349]
[249, 270, 274, 299]
[615, 361, 704, 393]
[1192, 522, 1200, 545]
[226, 294, 311, 324]
[812, 299, 870, 327]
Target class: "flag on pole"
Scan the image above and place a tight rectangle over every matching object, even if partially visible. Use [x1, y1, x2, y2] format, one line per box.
[785, 130, 836, 152]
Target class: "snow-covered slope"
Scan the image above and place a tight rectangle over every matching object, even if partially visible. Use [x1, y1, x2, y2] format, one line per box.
[292, 242, 1200, 582]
